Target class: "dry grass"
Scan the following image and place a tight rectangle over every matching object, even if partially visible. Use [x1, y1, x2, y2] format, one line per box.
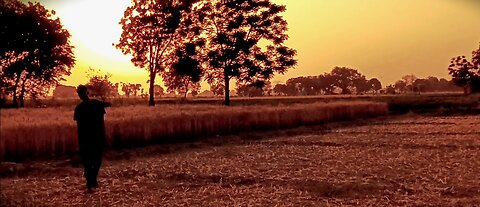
[1, 114, 479, 206]
[0, 101, 387, 162]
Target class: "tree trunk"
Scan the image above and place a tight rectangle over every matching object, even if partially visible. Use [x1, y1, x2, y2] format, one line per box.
[149, 72, 155, 106]
[183, 79, 189, 99]
[224, 76, 230, 106]
[12, 74, 20, 108]
[19, 78, 27, 107]
[464, 82, 471, 95]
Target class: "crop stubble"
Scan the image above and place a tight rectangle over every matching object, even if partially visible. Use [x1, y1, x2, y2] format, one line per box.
[1, 114, 479, 206]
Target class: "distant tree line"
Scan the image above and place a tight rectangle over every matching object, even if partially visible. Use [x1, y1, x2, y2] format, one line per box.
[271, 67, 381, 96]
[44, 67, 471, 101]
[384, 75, 461, 94]
[271, 73, 461, 97]
[51, 68, 166, 100]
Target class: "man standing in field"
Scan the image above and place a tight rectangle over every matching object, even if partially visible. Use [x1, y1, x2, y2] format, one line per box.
[74, 85, 111, 191]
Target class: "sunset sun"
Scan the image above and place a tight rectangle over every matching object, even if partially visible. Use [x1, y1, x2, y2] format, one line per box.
[36, 0, 147, 86]
[53, 0, 128, 61]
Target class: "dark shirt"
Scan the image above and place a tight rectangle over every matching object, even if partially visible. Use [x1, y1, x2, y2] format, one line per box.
[74, 99, 110, 152]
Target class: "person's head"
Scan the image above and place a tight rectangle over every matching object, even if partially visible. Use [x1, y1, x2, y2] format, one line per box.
[77, 85, 89, 101]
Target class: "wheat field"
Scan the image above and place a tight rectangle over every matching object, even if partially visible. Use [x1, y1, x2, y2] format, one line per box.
[0, 101, 388, 161]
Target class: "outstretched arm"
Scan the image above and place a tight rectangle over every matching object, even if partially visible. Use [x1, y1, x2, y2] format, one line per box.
[103, 101, 112, 107]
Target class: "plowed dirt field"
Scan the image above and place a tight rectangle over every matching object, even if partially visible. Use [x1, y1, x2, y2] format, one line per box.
[1, 115, 479, 206]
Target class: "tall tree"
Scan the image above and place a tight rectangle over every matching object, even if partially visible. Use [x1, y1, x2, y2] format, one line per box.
[285, 76, 319, 96]
[164, 42, 204, 99]
[394, 80, 407, 93]
[448, 44, 480, 94]
[412, 78, 428, 93]
[85, 68, 117, 101]
[273, 83, 295, 96]
[426, 76, 439, 91]
[385, 85, 396, 94]
[116, 0, 199, 106]
[402, 74, 417, 83]
[200, 0, 297, 105]
[472, 43, 480, 67]
[236, 80, 271, 97]
[448, 56, 475, 88]
[121, 82, 142, 97]
[0, 0, 75, 107]
[317, 73, 336, 95]
[163, 73, 201, 98]
[367, 78, 382, 93]
[329, 67, 365, 94]
[353, 77, 369, 94]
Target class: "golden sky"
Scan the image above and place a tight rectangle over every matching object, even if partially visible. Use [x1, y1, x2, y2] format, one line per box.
[24, 0, 480, 88]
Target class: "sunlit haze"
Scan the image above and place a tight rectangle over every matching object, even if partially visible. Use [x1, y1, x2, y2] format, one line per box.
[23, 0, 480, 88]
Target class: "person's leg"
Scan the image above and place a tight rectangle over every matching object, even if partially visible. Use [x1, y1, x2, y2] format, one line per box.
[86, 166, 96, 188]
[82, 154, 94, 189]
[91, 150, 103, 187]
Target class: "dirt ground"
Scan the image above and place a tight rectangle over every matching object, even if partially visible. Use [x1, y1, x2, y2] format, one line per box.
[1, 114, 479, 206]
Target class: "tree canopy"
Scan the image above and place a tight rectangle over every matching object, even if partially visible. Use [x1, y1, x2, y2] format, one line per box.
[116, 0, 200, 105]
[163, 42, 203, 98]
[121, 82, 142, 97]
[194, 0, 297, 105]
[116, 0, 296, 105]
[236, 81, 272, 97]
[448, 43, 480, 94]
[84, 68, 118, 101]
[329, 67, 366, 94]
[0, 0, 75, 107]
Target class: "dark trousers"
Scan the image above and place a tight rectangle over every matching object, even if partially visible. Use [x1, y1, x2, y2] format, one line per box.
[81, 150, 102, 188]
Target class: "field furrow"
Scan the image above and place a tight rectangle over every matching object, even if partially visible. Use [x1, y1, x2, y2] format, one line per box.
[1, 115, 479, 206]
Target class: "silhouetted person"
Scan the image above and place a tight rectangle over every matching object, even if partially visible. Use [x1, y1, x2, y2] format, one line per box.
[74, 85, 111, 191]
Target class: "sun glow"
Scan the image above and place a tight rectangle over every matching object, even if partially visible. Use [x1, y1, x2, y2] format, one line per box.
[57, 0, 129, 60]
[22, 0, 480, 88]
[33, 0, 148, 86]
